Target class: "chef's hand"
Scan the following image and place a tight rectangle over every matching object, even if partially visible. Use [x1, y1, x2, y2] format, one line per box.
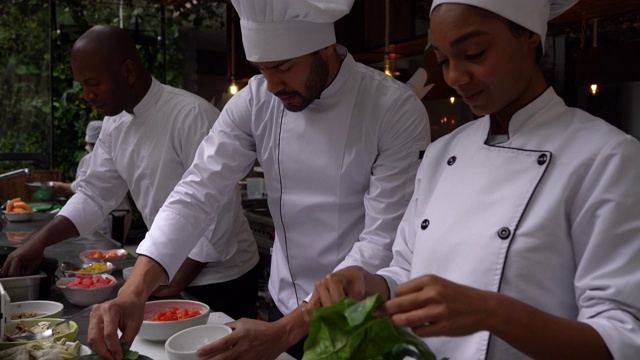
[87, 293, 145, 360]
[382, 274, 495, 337]
[196, 304, 315, 360]
[88, 256, 167, 360]
[151, 257, 206, 298]
[0, 239, 43, 277]
[310, 265, 390, 307]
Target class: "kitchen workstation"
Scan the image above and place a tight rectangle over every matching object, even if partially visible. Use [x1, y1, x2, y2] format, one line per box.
[0, 184, 290, 359]
[3, 0, 640, 359]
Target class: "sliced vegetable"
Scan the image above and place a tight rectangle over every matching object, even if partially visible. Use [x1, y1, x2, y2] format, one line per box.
[5, 198, 33, 213]
[149, 307, 202, 321]
[67, 274, 115, 288]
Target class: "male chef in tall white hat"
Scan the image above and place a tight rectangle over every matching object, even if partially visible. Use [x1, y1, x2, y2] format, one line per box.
[86, 0, 430, 359]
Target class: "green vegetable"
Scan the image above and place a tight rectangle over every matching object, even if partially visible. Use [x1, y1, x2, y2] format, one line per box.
[303, 295, 446, 360]
[121, 342, 140, 360]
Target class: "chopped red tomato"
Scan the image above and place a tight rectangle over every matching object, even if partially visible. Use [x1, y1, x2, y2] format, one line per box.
[150, 307, 202, 321]
[68, 274, 114, 288]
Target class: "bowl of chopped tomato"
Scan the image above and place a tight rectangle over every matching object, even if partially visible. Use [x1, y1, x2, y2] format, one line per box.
[55, 274, 118, 307]
[137, 299, 210, 341]
[79, 249, 128, 269]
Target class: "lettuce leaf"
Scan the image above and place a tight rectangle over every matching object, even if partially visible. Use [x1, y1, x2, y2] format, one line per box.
[303, 295, 445, 360]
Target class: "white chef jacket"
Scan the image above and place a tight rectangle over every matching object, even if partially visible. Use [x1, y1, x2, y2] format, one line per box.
[139, 46, 430, 314]
[70, 152, 130, 236]
[60, 78, 258, 285]
[378, 87, 640, 359]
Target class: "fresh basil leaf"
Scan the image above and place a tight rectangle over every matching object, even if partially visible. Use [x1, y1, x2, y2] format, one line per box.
[303, 295, 443, 360]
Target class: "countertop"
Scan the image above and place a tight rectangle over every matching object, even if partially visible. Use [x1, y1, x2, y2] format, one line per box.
[1, 211, 295, 360]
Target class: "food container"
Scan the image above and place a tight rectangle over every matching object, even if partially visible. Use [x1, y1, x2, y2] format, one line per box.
[60, 262, 115, 277]
[79, 249, 128, 269]
[26, 181, 56, 201]
[1, 210, 35, 222]
[0, 318, 78, 350]
[7, 300, 64, 322]
[0, 272, 47, 302]
[55, 274, 117, 307]
[137, 299, 210, 341]
[165, 324, 232, 360]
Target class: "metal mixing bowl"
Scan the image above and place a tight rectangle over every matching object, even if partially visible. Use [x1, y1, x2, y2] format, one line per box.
[26, 181, 56, 201]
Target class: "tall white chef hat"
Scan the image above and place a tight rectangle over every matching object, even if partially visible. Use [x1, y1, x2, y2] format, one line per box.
[85, 120, 102, 143]
[231, 0, 355, 62]
[430, 0, 579, 49]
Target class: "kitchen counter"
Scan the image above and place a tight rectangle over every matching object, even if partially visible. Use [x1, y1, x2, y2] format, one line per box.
[1, 211, 136, 344]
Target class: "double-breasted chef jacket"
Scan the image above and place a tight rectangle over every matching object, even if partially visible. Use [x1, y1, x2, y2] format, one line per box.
[378, 87, 640, 359]
[139, 46, 430, 314]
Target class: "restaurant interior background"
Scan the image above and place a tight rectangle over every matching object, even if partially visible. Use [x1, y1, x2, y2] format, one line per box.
[1, 0, 640, 285]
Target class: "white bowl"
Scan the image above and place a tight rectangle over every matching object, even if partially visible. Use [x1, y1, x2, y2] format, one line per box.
[122, 266, 133, 281]
[55, 274, 118, 307]
[7, 300, 64, 322]
[79, 249, 128, 269]
[2, 210, 35, 222]
[137, 299, 210, 341]
[165, 324, 232, 360]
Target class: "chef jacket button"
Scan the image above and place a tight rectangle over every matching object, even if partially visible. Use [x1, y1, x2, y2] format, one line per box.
[498, 227, 511, 240]
[420, 219, 430, 230]
[537, 154, 547, 165]
[447, 156, 456, 166]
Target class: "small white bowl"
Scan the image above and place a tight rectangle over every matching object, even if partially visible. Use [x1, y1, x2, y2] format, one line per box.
[8, 300, 64, 322]
[137, 299, 210, 341]
[2, 210, 35, 222]
[165, 324, 232, 360]
[122, 266, 133, 281]
[55, 274, 118, 307]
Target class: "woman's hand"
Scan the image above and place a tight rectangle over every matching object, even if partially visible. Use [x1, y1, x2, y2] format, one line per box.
[383, 274, 496, 337]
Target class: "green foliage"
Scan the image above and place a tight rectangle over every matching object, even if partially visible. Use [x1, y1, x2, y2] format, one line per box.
[304, 295, 443, 360]
[0, 0, 225, 176]
[0, 0, 52, 170]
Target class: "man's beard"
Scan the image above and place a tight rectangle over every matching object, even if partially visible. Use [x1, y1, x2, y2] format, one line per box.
[281, 52, 329, 112]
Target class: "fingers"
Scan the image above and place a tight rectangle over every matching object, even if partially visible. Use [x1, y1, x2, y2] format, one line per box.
[88, 304, 117, 360]
[314, 273, 347, 306]
[196, 328, 239, 358]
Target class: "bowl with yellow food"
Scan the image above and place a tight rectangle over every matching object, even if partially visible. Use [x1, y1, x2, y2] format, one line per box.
[59, 262, 115, 277]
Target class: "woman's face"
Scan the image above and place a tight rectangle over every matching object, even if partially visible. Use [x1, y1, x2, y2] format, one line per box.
[430, 4, 542, 122]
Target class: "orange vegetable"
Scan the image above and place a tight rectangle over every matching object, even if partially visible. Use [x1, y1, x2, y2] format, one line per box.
[6, 198, 32, 213]
[150, 307, 202, 321]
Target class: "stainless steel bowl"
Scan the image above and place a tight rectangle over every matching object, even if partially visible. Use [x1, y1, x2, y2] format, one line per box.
[26, 181, 56, 201]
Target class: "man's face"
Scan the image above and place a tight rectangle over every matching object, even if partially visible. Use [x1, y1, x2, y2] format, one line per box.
[71, 49, 129, 116]
[252, 51, 329, 112]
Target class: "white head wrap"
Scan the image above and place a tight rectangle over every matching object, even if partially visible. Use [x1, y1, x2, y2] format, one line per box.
[231, 0, 355, 62]
[85, 120, 102, 143]
[430, 0, 579, 49]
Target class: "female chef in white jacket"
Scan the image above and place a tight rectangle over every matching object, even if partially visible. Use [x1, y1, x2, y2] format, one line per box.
[312, 0, 640, 359]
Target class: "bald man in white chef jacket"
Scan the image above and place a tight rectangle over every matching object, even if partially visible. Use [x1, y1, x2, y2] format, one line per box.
[87, 0, 430, 359]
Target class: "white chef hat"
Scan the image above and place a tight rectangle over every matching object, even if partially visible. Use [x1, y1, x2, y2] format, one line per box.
[430, 0, 579, 49]
[231, 0, 355, 62]
[85, 120, 102, 143]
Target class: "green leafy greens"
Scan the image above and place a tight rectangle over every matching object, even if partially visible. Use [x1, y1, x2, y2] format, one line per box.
[303, 295, 446, 360]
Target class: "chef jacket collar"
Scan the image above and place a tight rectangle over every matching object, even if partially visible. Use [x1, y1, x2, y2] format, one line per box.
[496, 87, 560, 140]
[317, 44, 353, 100]
[132, 77, 163, 116]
